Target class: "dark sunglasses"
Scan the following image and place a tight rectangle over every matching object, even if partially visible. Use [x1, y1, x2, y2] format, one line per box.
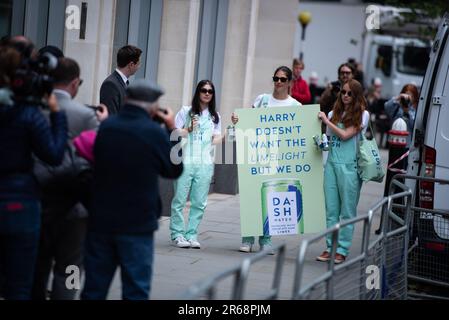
[339, 71, 352, 76]
[341, 90, 352, 97]
[79, 79, 84, 87]
[200, 88, 214, 95]
[273, 76, 289, 83]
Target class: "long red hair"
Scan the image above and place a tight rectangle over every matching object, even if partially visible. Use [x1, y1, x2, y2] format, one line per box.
[401, 83, 419, 109]
[331, 79, 366, 130]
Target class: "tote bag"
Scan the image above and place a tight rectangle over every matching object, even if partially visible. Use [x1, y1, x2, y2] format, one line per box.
[357, 120, 385, 183]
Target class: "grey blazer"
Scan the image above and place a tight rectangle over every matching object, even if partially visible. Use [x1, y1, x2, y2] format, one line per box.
[53, 91, 99, 139]
[43, 90, 99, 219]
[99, 71, 127, 115]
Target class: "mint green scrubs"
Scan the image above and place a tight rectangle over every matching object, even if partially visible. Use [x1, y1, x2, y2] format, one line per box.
[324, 123, 362, 256]
[170, 111, 215, 241]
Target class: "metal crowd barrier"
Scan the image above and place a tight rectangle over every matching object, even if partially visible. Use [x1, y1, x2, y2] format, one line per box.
[389, 175, 449, 300]
[292, 182, 412, 300]
[181, 174, 449, 300]
[181, 243, 286, 300]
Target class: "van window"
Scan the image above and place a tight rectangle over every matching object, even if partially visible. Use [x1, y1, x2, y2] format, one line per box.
[376, 45, 393, 77]
[397, 45, 430, 76]
[0, 0, 13, 38]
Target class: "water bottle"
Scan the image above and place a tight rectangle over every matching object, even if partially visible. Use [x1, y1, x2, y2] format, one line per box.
[321, 134, 329, 151]
[312, 134, 329, 151]
[192, 115, 200, 140]
[227, 125, 235, 142]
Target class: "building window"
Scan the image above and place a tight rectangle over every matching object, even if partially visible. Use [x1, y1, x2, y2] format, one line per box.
[112, 0, 163, 81]
[194, 0, 229, 107]
[112, 0, 131, 71]
[0, 0, 65, 49]
[0, 0, 13, 39]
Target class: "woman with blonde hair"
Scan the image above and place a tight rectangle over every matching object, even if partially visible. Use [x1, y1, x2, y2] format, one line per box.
[291, 59, 311, 104]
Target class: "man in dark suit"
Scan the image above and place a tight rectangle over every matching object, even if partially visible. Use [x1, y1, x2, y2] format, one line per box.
[82, 80, 183, 300]
[100, 45, 142, 115]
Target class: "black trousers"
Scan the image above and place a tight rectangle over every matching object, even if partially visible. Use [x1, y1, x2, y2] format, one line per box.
[376, 146, 409, 234]
[31, 212, 87, 300]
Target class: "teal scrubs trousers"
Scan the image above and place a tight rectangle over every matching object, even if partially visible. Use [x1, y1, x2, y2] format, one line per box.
[324, 124, 362, 256]
[170, 112, 215, 241]
[241, 235, 272, 246]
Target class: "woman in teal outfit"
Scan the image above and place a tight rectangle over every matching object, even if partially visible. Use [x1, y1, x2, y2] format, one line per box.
[231, 66, 302, 254]
[316, 79, 369, 264]
[170, 80, 222, 249]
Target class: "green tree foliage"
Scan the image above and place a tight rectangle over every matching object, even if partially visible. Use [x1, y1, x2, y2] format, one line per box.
[373, 0, 448, 38]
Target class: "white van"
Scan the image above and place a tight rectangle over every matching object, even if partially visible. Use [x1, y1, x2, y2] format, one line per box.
[404, 13, 449, 297]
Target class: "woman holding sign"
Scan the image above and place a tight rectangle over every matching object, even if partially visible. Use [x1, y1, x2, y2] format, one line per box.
[317, 79, 369, 264]
[170, 80, 222, 249]
[231, 66, 301, 254]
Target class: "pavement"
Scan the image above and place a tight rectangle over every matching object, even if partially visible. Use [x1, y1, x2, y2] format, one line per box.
[105, 149, 389, 300]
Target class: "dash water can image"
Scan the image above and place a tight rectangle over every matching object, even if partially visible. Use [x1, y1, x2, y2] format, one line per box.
[261, 179, 304, 236]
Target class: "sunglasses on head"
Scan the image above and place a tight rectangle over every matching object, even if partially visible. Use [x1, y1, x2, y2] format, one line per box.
[341, 90, 352, 97]
[273, 76, 289, 83]
[200, 88, 214, 95]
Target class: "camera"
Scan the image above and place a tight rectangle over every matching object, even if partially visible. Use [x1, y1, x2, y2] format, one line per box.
[400, 96, 410, 107]
[152, 107, 168, 124]
[331, 81, 341, 94]
[10, 52, 58, 106]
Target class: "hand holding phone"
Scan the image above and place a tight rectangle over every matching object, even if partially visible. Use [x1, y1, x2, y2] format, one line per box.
[96, 104, 109, 122]
[87, 104, 109, 122]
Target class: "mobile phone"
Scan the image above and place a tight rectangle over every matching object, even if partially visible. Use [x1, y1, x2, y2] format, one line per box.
[87, 105, 103, 112]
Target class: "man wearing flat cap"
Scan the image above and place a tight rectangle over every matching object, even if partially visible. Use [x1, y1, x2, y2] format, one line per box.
[82, 80, 183, 300]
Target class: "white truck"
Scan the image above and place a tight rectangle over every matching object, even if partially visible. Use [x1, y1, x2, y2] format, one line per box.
[361, 6, 435, 99]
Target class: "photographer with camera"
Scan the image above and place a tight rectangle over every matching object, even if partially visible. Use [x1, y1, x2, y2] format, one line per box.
[320, 63, 355, 133]
[375, 84, 419, 235]
[0, 41, 67, 300]
[32, 57, 108, 300]
[81, 80, 183, 300]
[384, 83, 418, 148]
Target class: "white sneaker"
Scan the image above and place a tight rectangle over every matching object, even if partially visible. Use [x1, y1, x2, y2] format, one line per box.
[239, 243, 253, 253]
[172, 236, 190, 248]
[189, 239, 201, 249]
[260, 244, 275, 255]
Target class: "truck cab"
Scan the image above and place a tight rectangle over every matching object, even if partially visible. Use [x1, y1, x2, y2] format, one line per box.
[363, 34, 430, 99]
[362, 6, 435, 99]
